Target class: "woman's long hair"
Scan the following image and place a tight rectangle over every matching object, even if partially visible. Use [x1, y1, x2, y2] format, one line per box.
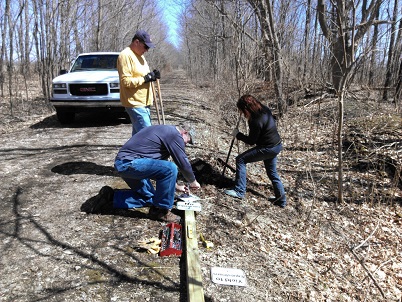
[237, 95, 263, 119]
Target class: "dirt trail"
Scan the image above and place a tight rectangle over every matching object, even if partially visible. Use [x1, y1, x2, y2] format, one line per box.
[1, 70, 401, 302]
[0, 70, 209, 302]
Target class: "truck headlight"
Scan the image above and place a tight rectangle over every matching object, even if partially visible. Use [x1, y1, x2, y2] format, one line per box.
[53, 83, 67, 89]
[109, 83, 119, 88]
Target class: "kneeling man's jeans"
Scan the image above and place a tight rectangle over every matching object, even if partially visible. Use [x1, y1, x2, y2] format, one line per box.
[114, 158, 177, 209]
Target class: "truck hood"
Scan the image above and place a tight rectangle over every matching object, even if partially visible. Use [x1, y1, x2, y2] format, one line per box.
[52, 70, 119, 83]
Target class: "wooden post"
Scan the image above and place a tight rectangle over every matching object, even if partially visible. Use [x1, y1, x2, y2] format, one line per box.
[184, 210, 205, 302]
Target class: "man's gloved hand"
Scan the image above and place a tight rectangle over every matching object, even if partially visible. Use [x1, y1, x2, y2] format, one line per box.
[153, 69, 161, 79]
[144, 71, 156, 83]
[231, 128, 239, 137]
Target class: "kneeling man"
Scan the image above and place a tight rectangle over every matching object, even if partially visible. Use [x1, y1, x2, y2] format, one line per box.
[84, 124, 201, 223]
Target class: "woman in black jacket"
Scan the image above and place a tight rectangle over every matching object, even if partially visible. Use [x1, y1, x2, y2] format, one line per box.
[224, 95, 286, 207]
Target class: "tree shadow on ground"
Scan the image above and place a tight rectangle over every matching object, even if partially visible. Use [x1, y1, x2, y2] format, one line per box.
[5, 186, 182, 301]
[190, 158, 267, 199]
[51, 161, 118, 176]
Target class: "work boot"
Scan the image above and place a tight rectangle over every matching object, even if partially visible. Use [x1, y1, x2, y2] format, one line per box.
[273, 200, 287, 208]
[270, 195, 286, 208]
[81, 186, 114, 214]
[223, 189, 244, 199]
[148, 207, 181, 223]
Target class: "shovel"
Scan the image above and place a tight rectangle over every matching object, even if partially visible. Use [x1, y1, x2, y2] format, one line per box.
[222, 113, 241, 177]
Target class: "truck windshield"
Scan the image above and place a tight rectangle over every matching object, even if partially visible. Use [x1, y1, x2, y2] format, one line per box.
[71, 55, 118, 72]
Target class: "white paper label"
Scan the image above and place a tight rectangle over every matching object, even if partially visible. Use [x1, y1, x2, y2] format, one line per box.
[176, 201, 202, 211]
[177, 193, 200, 202]
[210, 267, 247, 286]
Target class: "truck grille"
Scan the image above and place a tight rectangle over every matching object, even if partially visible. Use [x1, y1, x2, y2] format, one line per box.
[69, 84, 108, 96]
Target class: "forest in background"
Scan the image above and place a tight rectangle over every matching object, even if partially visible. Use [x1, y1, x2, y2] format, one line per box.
[1, 3, 402, 299]
[1, 0, 401, 103]
[1, 0, 401, 202]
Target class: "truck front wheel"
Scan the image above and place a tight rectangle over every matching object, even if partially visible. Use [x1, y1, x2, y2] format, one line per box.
[56, 110, 75, 124]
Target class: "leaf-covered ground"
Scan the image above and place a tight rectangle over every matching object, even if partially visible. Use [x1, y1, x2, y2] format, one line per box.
[0, 70, 401, 301]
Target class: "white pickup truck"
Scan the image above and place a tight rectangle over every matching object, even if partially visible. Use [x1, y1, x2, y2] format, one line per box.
[50, 52, 124, 124]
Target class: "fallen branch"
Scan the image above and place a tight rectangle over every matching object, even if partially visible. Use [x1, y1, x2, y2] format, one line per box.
[352, 222, 379, 251]
[349, 248, 385, 298]
[303, 93, 330, 107]
[329, 221, 385, 298]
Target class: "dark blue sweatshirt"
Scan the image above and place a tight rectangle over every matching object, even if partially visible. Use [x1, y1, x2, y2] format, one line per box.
[116, 125, 196, 182]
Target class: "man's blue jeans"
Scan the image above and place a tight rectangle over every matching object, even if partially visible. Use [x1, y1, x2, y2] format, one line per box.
[114, 158, 178, 209]
[233, 144, 286, 203]
[125, 106, 152, 136]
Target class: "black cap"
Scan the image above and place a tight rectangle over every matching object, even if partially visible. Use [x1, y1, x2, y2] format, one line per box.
[133, 30, 155, 48]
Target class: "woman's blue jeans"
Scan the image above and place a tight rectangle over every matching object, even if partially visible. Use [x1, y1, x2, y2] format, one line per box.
[125, 106, 152, 136]
[233, 144, 286, 203]
[114, 158, 178, 209]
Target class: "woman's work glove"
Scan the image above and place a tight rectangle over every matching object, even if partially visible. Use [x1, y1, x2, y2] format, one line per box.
[231, 128, 239, 137]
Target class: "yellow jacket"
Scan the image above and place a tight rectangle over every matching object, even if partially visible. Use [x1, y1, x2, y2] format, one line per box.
[117, 47, 153, 108]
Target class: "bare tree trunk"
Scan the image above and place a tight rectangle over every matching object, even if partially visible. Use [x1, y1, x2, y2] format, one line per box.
[311, 9, 321, 84]
[337, 90, 345, 201]
[24, 1, 30, 76]
[248, 0, 285, 116]
[95, 0, 103, 51]
[73, 8, 83, 55]
[394, 15, 402, 109]
[303, 0, 312, 83]
[17, 0, 30, 104]
[395, 59, 402, 110]
[382, 0, 399, 101]
[0, 0, 10, 99]
[32, 0, 48, 99]
[7, 0, 15, 115]
[58, 0, 70, 72]
[368, 7, 380, 86]
[317, 0, 384, 203]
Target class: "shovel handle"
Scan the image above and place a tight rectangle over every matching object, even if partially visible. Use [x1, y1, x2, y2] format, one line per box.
[156, 79, 165, 124]
[151, 82, 161, 124]
[222, 113, 241, 177]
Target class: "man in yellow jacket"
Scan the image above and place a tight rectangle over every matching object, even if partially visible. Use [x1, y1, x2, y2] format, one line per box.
[117, 29, 160, 135]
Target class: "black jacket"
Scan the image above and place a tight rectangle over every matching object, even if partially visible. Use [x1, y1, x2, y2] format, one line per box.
[236, 105, 281, 147]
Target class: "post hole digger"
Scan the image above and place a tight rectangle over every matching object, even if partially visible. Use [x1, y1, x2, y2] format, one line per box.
[156, 79, 165, 124]
[151, 79, 165, 125]
[221, 113, 242, 177]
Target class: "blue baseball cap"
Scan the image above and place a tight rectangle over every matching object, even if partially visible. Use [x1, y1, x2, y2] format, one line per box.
[133, 30, 155, 48]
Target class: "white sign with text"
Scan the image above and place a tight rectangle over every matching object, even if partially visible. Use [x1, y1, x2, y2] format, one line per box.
[210, 267, 247, 286]
[176, 201, 202, 211]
